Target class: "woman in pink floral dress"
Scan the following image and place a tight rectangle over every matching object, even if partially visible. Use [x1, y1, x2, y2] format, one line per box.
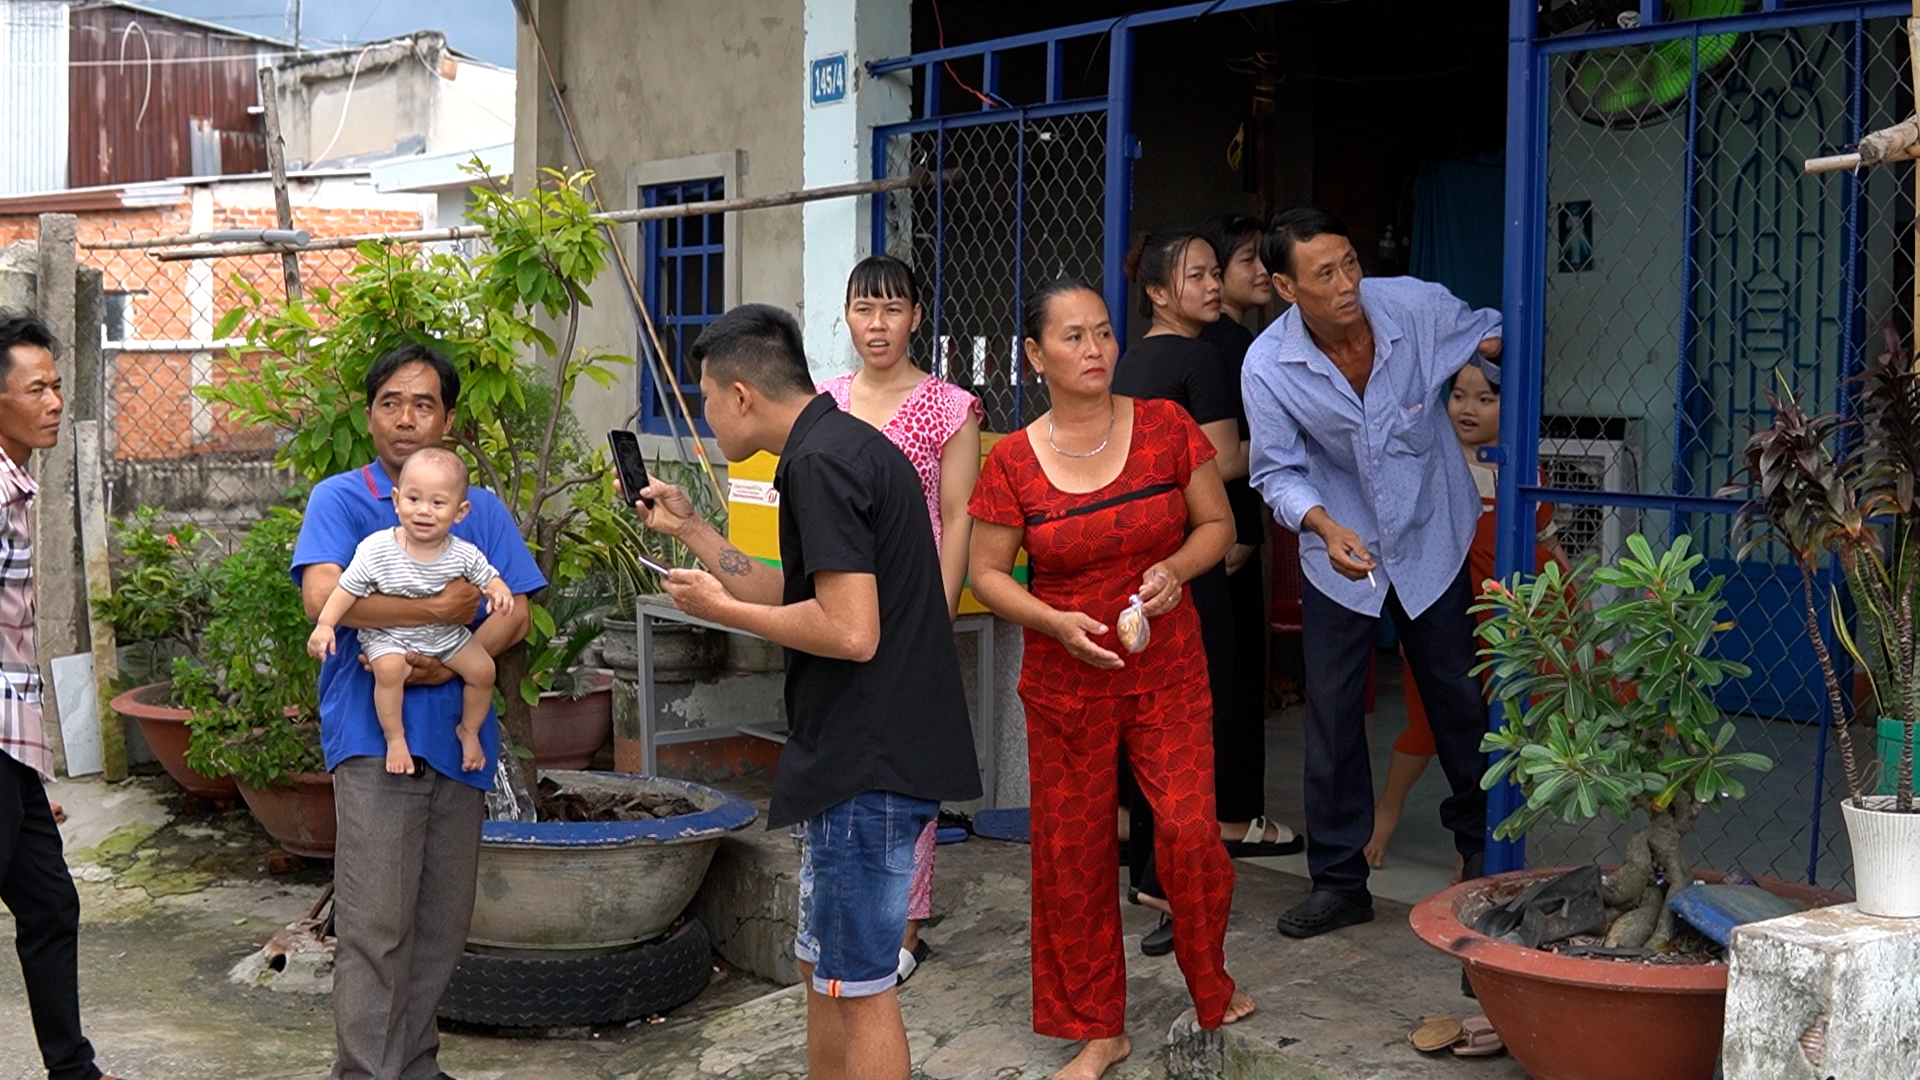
[818, 255, 982, 983]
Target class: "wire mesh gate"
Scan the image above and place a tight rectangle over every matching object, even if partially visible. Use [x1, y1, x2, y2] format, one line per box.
[871, 0, 1888, 889]
[1501, 1, 1915, 888]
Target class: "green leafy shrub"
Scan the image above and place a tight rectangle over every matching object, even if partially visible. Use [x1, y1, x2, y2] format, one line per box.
[92, 509, 220, 686]
[175, 508, 322, 788]
[1474, 534, 1770, 948]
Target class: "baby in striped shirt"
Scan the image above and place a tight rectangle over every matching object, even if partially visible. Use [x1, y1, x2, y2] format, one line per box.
[307, 448, 516, 775]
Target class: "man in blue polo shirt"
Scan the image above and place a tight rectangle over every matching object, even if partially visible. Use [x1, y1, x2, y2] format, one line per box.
[291, 344, 543, 1080]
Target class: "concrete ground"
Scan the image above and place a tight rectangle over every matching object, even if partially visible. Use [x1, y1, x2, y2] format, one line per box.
[11, 653, 1828, 1078]
[0, 769, 1523, 1080]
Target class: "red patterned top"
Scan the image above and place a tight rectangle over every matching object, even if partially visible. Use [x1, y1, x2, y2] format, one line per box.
[969, 397, 1215, 698]
[818, 373, 984, 547]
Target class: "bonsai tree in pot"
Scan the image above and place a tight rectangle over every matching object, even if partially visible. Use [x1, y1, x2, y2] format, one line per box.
[172, 508, 332, 854]
[92, 507, 217, 686]
[1720, 348, 1920, 915]
[201, 167, 643, 802]
[1474, 533, 1771, 948]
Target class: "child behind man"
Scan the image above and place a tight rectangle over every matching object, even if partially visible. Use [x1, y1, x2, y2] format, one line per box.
[306, 447, 514, 774]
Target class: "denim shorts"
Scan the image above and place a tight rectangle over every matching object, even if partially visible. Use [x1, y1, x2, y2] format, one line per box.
[793, 790, 939, 998]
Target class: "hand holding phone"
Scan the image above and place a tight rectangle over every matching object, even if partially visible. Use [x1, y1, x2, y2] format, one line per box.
[608, 429, 653, 508]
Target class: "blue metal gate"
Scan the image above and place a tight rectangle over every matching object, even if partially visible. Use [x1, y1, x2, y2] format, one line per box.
[869, 0, 1894, 890]
[1497, 0, 1913, 887]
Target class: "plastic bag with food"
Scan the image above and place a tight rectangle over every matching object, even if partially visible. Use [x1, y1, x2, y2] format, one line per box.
[1115, 593, 1151, 654]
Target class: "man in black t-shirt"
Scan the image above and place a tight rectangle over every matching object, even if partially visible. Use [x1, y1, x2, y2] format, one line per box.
[630, 303, 979, 1079]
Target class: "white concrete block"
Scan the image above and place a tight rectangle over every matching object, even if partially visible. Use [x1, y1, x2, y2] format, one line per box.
[51, 652, 99, 777]
[1723, 902, 1920, 1080]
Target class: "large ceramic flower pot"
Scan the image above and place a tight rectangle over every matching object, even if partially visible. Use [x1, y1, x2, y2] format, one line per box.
[108, 683, 238, 799]
[1842, 795, 1920, 917]
[234, 773, 336, 859]
[469, 770, 755, 952]
[600, 615, 723, 683]
[530, 669, 614, 771]
[1408, 868, 1848, 1080]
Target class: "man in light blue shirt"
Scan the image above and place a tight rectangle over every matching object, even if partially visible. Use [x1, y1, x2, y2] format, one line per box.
[1244, 208, 1501, 939]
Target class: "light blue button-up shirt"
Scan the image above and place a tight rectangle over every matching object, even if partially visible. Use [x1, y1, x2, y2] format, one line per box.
[1244, 276, 1501, 619]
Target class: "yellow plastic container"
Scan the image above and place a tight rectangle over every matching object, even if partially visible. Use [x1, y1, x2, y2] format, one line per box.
[724, 437, 1026, 614]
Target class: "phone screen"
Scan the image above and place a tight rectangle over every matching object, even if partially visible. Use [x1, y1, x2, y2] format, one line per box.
[608, 430, 652, 508]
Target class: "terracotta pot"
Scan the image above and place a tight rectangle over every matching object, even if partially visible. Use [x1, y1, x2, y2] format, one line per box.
[107, 683, 238, 799]
[234, 772, 337, 859]
[531, 669, 614, 771]
[1408, 868, 1849, 1080]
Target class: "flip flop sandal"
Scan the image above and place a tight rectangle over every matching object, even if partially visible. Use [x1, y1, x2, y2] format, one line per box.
[1222, 816, 1307, 858]
[1408, 1015, 1463, 1053]
[1452, 1015, 1504, 1057]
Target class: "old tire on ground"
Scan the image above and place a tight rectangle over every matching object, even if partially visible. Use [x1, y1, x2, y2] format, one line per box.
[437, 918, 713, 1027]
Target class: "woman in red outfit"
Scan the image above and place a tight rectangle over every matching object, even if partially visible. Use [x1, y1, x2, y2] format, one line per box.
[969, 280, 1254, 1080]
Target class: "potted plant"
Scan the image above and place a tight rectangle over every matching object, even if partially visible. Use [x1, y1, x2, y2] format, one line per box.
[1719, 349, 1920, 917]
[172, 508, 332, 857]
[1407, 535, 1839, 1080]
[94, 509, 235, 799]
[523, 583, 615, 770]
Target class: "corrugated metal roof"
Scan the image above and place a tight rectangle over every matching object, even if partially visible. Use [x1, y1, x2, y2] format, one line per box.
[0, 2, 71, 195]
[68, 1, 268, 187]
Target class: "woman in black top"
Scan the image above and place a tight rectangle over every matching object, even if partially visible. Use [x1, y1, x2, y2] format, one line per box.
[1197, 212, 1289, 867]
[1112, 228, 1302, 955]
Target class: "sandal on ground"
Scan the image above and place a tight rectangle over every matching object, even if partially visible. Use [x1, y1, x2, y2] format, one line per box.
[1222, 816, 1306, 858]
[1140, 914, 1174, 957]
[1452, 1015, 1504, 1057]
[896, 940, 932, 985]
[1408, 1015, 1463, 1053]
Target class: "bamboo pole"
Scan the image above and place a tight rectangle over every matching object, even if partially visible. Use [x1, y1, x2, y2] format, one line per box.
[143, 170, 951, 261]
[256, 67, 302, 301]
[1910, 8, 1919, 329]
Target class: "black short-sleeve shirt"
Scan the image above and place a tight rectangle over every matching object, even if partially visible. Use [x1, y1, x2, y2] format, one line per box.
[1112, 334, 1238, 427]
[767, 394, 982, 827]
[1114, 331, 1265, 546]
[1197, 318, 1267, 548]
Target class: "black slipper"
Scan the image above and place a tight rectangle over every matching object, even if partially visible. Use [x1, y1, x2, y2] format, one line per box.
[1140, 914, 1174, 957]
[1275, 889, 1374, 939]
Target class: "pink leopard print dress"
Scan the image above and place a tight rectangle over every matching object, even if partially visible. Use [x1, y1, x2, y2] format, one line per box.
[817, 374, 984, 548]
[818, 371, 982, 925]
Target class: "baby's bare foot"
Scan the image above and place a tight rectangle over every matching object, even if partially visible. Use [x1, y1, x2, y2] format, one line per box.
[458, 730, 484, 772]
[385, 740, 414, 774]
[1053, 1035, 1130, 1080]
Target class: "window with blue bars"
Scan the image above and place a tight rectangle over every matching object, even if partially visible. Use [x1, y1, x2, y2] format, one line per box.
[640, 177, 726, 434]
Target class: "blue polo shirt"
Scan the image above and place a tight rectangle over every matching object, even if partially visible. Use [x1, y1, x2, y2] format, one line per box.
[291, 463, 546, 789]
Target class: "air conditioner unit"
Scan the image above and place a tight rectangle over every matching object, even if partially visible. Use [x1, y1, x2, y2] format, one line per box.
[1538, 416, 1641, 590]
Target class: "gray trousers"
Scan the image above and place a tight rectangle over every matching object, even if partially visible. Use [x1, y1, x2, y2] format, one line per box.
[330, 757, 483, 1080]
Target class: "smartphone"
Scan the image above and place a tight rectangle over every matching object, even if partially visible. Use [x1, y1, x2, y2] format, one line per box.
[608, 429, 653, 509]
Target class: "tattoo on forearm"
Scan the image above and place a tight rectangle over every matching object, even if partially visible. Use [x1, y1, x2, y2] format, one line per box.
[716, 546, 753, 576]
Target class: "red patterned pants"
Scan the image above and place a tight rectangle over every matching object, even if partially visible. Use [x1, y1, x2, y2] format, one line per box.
[1024, 676, 1237, 1039]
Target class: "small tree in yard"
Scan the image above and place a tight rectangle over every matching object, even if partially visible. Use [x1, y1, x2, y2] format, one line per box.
[201, 167, 638, 801]
[1474, 535, 1772, 949]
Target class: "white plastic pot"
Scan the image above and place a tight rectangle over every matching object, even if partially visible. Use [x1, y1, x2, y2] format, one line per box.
[1841, 795, 1920, 918]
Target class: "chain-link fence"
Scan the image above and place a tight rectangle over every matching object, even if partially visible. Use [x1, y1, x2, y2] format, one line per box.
[77, 207, 422, 539]
[1524, 15, 1911, 888]
[877, 109, 1107, 433]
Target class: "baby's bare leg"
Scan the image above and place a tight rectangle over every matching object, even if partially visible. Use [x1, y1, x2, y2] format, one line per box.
[443, 640, 496, 772]
[368, 654, 415, 774]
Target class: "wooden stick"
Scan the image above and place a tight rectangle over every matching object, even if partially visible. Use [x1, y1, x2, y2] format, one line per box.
[1805, 143, 1920, 174]
[148, 170, 953, 260]
[256, 68, 302, 301]
[74, 421, 123, 782]
[1909, 10, 1919, 335]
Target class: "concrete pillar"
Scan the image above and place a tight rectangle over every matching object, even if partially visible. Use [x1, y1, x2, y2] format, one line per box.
[800, 0, 909, 381]
[1722, 903, 1920, 1080]
[33, 213, 80, 775]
